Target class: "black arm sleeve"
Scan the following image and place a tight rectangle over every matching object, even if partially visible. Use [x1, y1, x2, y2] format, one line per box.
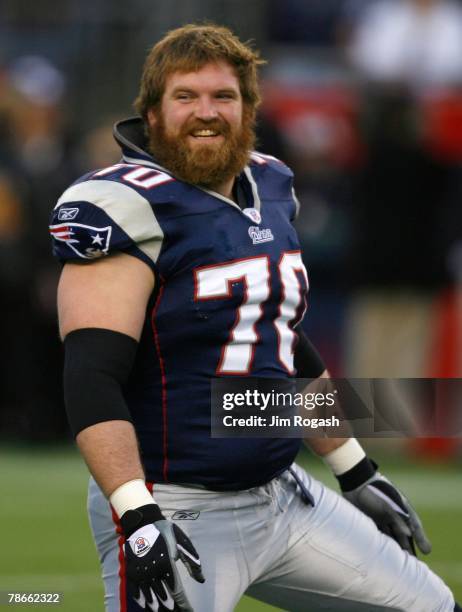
[294, 329, 326, 378]
[63, 328, 138, 437]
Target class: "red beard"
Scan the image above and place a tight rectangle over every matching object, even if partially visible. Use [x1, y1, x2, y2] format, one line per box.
[147, 109, 255, 189]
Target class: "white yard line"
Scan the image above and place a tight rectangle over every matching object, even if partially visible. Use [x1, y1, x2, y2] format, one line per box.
[0, 573, 100, 591]
[308, 466, 462, 509]
[386, 473, 462, 509]
[429, 562, 462, 584]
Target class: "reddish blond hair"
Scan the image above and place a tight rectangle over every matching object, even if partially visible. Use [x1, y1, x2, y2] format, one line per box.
[134, 24, 265, 120]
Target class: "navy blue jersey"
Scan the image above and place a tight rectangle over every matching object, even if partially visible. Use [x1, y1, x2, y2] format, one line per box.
[50, 118, 308, 489]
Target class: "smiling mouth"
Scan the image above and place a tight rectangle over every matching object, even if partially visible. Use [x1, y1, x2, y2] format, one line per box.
[190, 129, 222, 138]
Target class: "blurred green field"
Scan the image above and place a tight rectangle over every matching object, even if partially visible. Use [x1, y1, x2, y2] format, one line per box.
[0, 444, 460, 611]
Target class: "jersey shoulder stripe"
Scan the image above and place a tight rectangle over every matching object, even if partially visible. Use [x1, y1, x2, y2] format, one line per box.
[53, 179, 164, 265]
[248, 151, 297, 219]
[291, 187, 301, 220]
[250, 151, 294, 177]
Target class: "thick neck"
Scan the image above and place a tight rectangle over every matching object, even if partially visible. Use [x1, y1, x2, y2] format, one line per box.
[203, 176, 236, 201]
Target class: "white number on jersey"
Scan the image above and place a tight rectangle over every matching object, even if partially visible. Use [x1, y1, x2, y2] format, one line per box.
[93, 164, 173, 189]
[194, 252, 308, 374]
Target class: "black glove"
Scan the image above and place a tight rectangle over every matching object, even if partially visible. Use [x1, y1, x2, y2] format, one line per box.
[121, 504, 205, 611]
[338, 458, 432, 556]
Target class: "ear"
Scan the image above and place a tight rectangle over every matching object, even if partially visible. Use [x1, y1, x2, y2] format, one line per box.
[147, 109, 158, 127]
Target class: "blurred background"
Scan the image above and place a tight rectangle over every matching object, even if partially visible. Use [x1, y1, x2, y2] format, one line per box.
[0, 0, 460, 610]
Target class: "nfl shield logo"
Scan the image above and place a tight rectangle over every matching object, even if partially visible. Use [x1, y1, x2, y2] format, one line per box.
[242, 208, 262, 224]
[134, 536, 150, 556]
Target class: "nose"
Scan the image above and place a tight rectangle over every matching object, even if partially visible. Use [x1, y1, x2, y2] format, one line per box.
[194, 95, 218, 121]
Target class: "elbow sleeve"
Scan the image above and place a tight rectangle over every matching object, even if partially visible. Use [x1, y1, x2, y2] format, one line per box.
[294, 329, 326, 378]
[63, 328, 138, 437]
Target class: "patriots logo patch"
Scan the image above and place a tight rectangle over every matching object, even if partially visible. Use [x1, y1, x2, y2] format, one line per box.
[248, 226, 274, 245]
[49, 223, 112, 259]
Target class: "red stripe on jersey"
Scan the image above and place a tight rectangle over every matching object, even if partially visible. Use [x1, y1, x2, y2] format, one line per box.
[110, 506, 127, 612]
[151, 283, 169, 483]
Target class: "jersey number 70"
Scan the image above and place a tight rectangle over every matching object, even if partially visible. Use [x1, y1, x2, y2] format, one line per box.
[194, 252, 308, 375]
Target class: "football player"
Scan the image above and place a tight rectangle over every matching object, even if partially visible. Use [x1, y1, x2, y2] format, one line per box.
[51, 24, 459, 612]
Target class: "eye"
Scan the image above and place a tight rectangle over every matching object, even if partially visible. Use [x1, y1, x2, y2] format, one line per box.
[216, 92, 236, 100]
[175, 92, 194, 101]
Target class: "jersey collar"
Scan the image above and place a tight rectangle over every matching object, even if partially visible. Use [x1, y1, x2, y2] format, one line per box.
[113, 117, 261, 213]
[113, 117, 166, 170]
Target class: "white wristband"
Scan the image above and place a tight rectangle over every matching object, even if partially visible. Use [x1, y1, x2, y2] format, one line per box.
[109, 479, 155, 518]
[322, 438, 366, 476]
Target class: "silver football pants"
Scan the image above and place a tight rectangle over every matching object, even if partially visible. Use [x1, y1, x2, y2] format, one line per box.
[88, 463, 455, 611]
